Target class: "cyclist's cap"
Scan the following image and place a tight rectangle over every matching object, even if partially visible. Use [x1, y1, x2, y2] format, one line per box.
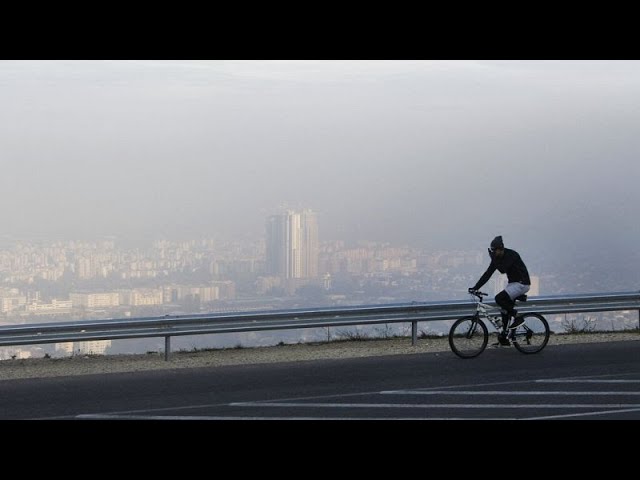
[490, 236, 504, 251]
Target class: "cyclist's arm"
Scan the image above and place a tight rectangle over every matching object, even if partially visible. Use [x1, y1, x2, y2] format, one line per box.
[472, 263, 496, 291]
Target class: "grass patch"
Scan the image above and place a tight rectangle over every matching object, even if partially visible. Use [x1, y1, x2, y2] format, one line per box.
[418, 329, 444, 339]
[555, 327, 640, 336]
[334, 328, 370, 341]
[561, 317, 597, 334]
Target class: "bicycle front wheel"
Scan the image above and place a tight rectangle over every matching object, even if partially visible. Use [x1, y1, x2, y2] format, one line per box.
[512, 313, 550, 354]
[449, 316, 488, 359]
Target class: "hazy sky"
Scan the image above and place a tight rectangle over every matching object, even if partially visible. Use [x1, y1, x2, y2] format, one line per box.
[1, 60, 639, 260]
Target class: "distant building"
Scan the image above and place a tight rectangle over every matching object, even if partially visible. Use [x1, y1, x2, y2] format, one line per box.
[55, 341, 111, 356]
[0, 294, 27, 314]
[55, 342, 74, 354]
[75, 340, 111, 355]
[70, 292, 120, 309]
[256, 276, 282, 295]
[76, 257, 95, 279]
[266, 209, 318, 279]
[493, 276, 508, 296]
[25, 298, 73, 315]
[76, 340, 110, 355]
[529, 275, 540, 296]
[128, 288, 163, 306]
[212, 281, 236, 300]
[0, 348, 32, 360]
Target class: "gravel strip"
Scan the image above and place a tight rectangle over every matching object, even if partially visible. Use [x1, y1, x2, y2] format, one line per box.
[0, 332, 638, 381]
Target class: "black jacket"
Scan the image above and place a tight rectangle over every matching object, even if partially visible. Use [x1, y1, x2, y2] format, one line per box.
[473, 248, 530, 290]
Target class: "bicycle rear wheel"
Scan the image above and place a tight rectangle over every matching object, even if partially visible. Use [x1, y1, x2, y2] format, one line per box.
[449, 316, 488, 359]
[511, 313, 550, 354]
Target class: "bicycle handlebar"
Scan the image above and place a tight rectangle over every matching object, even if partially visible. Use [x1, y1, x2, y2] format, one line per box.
[470, 290, 488, 298]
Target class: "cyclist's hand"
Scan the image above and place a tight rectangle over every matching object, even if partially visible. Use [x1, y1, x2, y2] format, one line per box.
[468, 287, 477, 294]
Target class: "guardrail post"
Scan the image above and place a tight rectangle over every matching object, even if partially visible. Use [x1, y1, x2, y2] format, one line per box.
[164, 336, 171, 361]
[411, 321, 418, 345]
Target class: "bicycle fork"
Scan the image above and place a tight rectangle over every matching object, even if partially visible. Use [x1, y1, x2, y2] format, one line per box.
[465, 317, 480, 339]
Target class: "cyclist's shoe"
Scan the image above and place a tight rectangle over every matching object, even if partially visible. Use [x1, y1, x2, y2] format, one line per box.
[492, 333, 511, 347]
[508, 315, 524, 330]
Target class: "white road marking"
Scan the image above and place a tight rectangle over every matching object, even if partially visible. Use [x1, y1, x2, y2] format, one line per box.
[229, 402, 640, 409]
[380, 378, 539, 393]
[75, 414, 519, 420]
[525, 406, 640, 420]
[33, 402, 236, 419]
[535, 379, 640, 383]
[536, 372, 640, 381]
[247, 378, 554, 404]
[382, 390, 640, 396]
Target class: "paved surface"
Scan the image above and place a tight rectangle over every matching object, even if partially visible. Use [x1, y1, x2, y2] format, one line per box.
[1, 340, 639, 420]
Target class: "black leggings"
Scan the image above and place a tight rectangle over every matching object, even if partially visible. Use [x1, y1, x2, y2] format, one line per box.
[495, 290, 516, 331]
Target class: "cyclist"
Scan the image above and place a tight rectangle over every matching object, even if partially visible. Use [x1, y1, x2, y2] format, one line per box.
[468, 235, 531, 345]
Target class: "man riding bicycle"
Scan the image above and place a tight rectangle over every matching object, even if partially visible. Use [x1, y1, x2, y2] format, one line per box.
[469, 235, 531, 346]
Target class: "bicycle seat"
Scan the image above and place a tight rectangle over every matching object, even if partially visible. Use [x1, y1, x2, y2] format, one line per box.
[515, 294, 527, 302]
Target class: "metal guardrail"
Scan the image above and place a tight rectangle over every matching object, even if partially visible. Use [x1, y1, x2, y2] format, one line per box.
[0, 291, 638, 360]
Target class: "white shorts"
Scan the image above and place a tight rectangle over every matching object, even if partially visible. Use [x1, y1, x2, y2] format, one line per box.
[504, 282, 530, 300]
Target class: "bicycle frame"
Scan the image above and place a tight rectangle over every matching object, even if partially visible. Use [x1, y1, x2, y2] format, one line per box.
[472, 293, 538, 344]
[472, 295, 504, 332]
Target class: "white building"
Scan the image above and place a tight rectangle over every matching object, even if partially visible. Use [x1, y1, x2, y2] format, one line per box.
[529, 275, 540, 296]
[0, 348, 32, 360]
[0, 295, 27, 313]
[55, 342, 74, 354]
[70, 292, 120, 308]
[75, 340, 112, 355]
[25, 298, 73, 314]
[129, 288, 163, 306]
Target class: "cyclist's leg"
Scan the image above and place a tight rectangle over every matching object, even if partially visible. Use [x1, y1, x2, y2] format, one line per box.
[503, 283, 531, 328]
[495, 290, 514, 333]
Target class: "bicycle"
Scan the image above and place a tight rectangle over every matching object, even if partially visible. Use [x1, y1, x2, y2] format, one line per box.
[448, 290, 550, 359]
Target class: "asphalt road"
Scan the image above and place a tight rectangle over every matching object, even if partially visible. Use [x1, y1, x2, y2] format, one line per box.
[1, 340, 640, 420]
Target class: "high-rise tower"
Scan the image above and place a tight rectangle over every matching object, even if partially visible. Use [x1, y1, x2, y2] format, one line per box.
[266, 209, 318, 279]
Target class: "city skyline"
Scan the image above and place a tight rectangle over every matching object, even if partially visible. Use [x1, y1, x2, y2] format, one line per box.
[0, 230, 623, 313]
[1, 229, 636, 358]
